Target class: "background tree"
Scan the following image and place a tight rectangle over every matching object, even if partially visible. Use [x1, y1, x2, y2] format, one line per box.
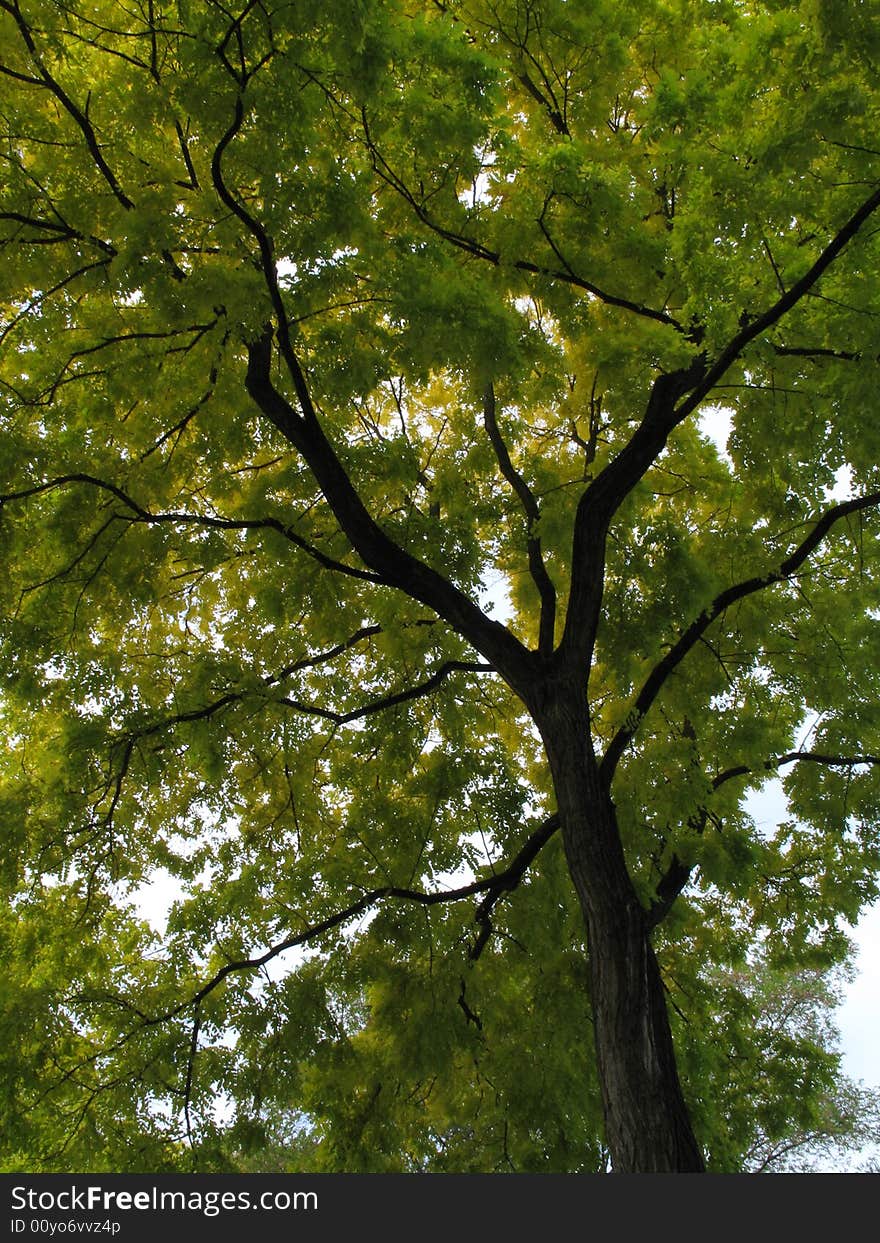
[2, 0, 880, 1172]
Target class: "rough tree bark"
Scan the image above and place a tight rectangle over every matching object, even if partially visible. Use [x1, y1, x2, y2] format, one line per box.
[529, 675, 706, 1172]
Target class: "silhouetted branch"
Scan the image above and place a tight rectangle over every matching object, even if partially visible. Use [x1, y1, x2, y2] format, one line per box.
[601, 492, 880, 784]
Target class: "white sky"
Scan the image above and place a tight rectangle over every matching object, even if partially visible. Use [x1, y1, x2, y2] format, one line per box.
[840, 904, 880, 1088]
[745, 782, 880, 1093]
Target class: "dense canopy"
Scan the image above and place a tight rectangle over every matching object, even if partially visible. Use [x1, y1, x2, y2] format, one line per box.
[2, 0, 880, 1172]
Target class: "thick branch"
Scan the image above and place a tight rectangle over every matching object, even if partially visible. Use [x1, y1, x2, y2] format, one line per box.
[560, 358, 706, 666]
[210, 94, 310, 414]
[207, 94, 534, 684]
[244, 337, 532, 683]
[0, 209, 81, 241]
[517, 71, 569, 135]
[713, 749, 880, 793]
[772, 343, 859, 362]
[645, 853, 692, 932]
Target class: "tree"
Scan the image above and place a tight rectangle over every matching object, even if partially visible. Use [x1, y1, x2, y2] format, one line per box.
[713, 960, 880, 1173]
[1, 0, 880, 1173]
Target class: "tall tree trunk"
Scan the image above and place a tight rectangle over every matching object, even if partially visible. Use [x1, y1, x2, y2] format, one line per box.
[534, 687, 706, 1173]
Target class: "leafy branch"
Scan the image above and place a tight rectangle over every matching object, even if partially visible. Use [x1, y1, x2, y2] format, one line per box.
[152, 809, 561, 1024]
[0, 0, 134, 209]
[674, 184, 880, 422]
[359, 109, 684, 331]
[646, 750, 880, 929]
[562, 182, 880, 665]
[63, 810, 561, 1133]
[712, 749, 880, 791]
[601, 491, 880, 785]
[107, 652, 492, 746]
[0, 472, 387, 584]
[482, 382, 556, 653]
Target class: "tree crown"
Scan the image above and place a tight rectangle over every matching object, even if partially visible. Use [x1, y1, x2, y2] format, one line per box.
[2, 0, 880, 1172]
